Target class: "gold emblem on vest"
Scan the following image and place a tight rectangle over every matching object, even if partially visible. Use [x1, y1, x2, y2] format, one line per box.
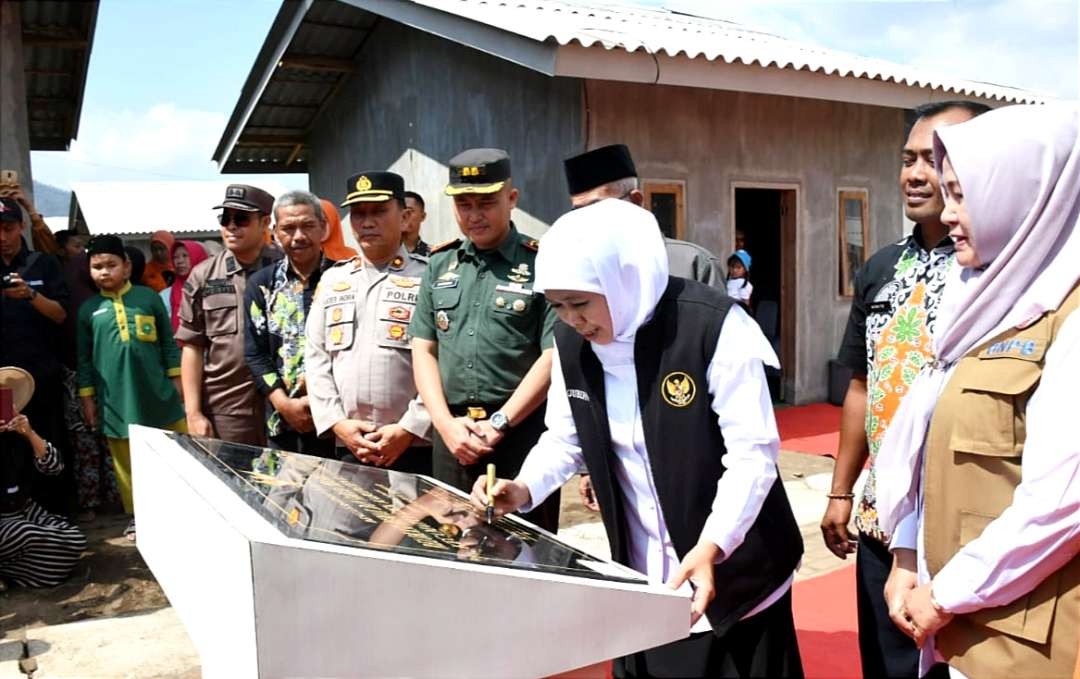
[661, 372, 696, 408]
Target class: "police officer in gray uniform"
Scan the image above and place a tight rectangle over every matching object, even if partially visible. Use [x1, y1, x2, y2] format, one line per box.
[564, 144, 722, 286]
[304, 172, 432, 474]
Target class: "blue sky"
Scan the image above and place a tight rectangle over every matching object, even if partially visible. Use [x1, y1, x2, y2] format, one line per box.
[30, 0, 1078, 195]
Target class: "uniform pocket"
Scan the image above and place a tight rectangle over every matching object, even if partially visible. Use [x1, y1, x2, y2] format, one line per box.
[959, 511, 1060, 644]
[134, 314, 158, 343]
[949, 358, 1042, 457]
[203, 295, 237, 337]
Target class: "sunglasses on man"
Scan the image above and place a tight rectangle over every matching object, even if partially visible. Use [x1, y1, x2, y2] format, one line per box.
[218, 210, 257, 227]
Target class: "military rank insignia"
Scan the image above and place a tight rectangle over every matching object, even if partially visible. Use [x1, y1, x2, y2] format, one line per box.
[508, 263, 531, 283]
[390, 255, 405, 270]
[661, 372, 696, 408]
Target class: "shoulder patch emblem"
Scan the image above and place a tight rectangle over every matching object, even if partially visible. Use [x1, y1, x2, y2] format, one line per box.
[430, 238, 462, 254]
[661, 372, 696, 408]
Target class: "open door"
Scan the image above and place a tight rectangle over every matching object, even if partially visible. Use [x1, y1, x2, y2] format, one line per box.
[734, 187, 797, 401]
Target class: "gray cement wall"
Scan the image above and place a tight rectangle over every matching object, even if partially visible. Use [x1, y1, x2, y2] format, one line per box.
[584, 80, 905, 403]
[307, 20, 582, 245]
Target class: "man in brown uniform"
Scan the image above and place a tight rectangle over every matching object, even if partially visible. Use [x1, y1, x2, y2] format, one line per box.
[177, 184, 281, 445]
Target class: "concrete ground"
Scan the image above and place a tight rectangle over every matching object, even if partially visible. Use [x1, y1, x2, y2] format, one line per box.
[0, 450, 861, 678]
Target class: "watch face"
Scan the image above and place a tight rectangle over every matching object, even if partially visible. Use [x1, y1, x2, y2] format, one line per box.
[491, 412, 509, 431]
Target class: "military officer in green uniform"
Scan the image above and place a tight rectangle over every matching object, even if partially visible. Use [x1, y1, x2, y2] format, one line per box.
[410, 148, 560, 532]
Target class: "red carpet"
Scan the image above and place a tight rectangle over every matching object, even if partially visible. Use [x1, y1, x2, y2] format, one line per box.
[776, 403, 842, 457]
[794, 564, 861, 679]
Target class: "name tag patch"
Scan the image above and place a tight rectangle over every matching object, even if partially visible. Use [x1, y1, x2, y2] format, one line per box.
[567, 389, 590, 402]
[979, 338, 1044, 360]
[868, 301, 892, 314]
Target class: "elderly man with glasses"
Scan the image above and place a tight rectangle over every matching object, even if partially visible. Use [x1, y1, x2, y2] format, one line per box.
[176, 184, 281, 446]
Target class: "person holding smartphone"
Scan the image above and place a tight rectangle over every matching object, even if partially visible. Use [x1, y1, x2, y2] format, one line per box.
[0, 366, 86, 589]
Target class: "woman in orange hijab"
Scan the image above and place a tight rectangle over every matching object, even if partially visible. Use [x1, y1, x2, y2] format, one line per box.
[141, 230, 176, 292]
[319, 198, 356, 261]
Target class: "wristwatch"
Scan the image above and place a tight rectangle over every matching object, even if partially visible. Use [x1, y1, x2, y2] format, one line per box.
[489, 411, 511, 433]
[28, 287, 38, 301]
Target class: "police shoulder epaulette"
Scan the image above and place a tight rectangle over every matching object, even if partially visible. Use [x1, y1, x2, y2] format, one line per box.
[522, 237, 540, 252]
[429, 238, 461, 254]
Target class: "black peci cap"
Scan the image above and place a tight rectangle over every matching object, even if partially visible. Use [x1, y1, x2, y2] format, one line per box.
[563, 144, 638, 196]
[86, 234, 127, 259]
[341, 171, 405, 207]
[445, 148, 511, 196]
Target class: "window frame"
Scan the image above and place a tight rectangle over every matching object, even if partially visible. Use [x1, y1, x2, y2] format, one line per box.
[838, 189, 870, 298]
[642, 179, 686, 241]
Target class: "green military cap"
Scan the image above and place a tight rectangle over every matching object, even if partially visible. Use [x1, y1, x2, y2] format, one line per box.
[445, 148, 511, 196]
[342, 171, 405, 207]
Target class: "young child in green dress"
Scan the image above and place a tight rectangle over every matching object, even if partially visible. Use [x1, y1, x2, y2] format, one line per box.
[77, 235, 186, 540]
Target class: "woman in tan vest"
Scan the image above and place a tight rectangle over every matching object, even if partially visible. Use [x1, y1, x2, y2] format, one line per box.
[872, 104, 1080, 679]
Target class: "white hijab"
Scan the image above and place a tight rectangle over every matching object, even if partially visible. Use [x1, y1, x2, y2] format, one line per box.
[534, 199, 669, 352]
[875, 104, 1080, 537]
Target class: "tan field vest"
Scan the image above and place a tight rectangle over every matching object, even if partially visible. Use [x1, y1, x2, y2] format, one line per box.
[924, 284, 1080, 679]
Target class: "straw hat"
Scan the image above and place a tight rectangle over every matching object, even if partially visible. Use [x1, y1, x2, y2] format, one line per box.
[0, 366, 35, 412]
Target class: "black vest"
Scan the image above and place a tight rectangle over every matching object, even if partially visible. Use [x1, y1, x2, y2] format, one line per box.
[554, 277, 803, 634]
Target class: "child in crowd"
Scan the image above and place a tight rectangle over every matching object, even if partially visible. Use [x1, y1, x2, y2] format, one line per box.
[726, 249, 753, 309]
[77, 235, 187, 541]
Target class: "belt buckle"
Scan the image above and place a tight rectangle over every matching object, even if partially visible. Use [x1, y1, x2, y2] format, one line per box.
[466, 407, 487, 420]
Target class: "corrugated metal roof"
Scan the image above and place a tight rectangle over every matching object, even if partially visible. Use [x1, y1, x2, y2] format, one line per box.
[72, 181, 290, 237]
[214, 0, 1042, 173]
[410, 0, 1039, 103]
[20, 0, 99, 150]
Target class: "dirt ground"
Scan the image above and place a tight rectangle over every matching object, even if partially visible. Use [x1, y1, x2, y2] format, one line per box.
[0, 512, 168, 639]
[1, 454, 827, 640]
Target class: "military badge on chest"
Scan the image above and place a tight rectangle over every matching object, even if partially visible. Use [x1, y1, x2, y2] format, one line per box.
[508, 263, 531, 283]
[436, 310, 450, 332]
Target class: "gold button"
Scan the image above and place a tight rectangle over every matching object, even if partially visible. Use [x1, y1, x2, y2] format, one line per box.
[495, 297, 506, 308]
[512, 299, 526, 312]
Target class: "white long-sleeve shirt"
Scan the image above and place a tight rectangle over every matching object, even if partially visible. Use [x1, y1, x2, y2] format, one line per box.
[891, 311, 1080, 671]
[518, 305, 794, 632]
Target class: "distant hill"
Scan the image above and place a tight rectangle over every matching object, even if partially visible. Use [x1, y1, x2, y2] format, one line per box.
[32, 181, 72, 218]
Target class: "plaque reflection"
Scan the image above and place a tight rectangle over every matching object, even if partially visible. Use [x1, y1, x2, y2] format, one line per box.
[169, 432, 644, 583]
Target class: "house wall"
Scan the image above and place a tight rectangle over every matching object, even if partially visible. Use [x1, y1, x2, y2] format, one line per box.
[306, 20, 908, 403]
[584, 81, 906, 403]
[307, 19, 583, 246]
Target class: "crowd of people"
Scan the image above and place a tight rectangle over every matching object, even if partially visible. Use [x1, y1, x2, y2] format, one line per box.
[0, 101, 1077, 678]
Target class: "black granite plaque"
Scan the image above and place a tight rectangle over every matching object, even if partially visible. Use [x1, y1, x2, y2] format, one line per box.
[167, 432, 645, 584]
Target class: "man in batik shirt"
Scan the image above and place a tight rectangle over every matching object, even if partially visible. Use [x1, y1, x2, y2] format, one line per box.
[820, 101, 988, 679]
[245, 190, 336, 457]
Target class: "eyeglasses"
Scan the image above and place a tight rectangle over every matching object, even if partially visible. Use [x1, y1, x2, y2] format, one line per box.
[218, 211, 255, 227]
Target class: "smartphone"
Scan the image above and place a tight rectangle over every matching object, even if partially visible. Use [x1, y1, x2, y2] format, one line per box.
[0, 387, 14, 423]
[0, 170, 17, 187]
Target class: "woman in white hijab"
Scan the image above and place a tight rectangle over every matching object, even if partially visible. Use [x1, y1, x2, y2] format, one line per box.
[874, 104, 1080, 678]
[472, 199, 804, 678]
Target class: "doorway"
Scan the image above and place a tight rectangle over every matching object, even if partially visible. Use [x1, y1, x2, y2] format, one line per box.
[734, 186, 797, 401]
